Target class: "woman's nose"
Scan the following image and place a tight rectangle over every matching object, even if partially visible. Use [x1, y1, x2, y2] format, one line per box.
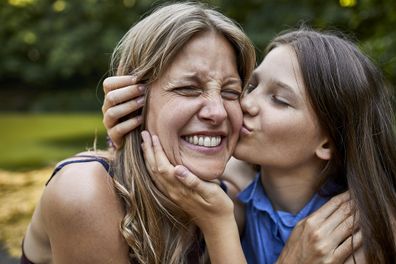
[198, 95, 227, 125]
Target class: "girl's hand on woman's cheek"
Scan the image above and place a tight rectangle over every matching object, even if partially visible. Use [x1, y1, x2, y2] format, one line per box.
[102, 75, 146, 149]
[277, 191, 363, 264]
[140, 130, 235, 232]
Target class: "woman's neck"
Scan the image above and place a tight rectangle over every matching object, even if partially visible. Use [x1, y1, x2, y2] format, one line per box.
[260, 163, 325, 215]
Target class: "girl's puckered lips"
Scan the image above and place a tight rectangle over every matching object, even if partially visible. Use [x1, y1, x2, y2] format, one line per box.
[240, 123, 252, 136]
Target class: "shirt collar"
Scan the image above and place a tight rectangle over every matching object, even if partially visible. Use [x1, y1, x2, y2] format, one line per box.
[238, 172, 276, 212]
[238, 172, 334, 228]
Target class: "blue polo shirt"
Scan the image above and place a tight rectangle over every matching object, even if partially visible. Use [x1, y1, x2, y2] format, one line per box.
[238, 173, 339, 264]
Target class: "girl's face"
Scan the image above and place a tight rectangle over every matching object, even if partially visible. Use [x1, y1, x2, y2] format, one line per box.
[146, 31, 243, 180]
[234, 45, 331, 170]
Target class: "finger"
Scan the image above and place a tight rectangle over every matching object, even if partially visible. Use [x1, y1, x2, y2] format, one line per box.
[102, 85, 145, 112]
[107, 116, 143, 148]
[308, 191, 351, 223]
[320, 199, 354, 235]
[329, 213, 359, 249]
[103, 96, 144, 128]
[103, 75, 138, 94]
[334, 230, 363, 263]
[151, 135, 173, 176]
[174, 165, 219, 199]
[141, 131, 157, 177]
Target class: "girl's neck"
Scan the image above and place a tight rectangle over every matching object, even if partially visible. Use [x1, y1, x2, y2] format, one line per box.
[260, 164, 325, 215]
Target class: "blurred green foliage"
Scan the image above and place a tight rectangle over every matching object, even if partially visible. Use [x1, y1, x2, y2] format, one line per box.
[0, 113, 106, 170]
[0, 0, 395, 111]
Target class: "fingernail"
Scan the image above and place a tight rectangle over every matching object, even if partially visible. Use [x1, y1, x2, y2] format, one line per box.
[136, 96, 144, 105]
[151, 135, 158, 146]
[175, 166, 187, 178]
[176, 171, 186, 178]
[138, 85, 146, 92]
[141, 131, 147, 142]
[131, 75, 137, 82]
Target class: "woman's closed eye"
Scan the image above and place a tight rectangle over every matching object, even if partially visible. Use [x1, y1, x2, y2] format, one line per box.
[172, 86, 203, 96]
[221, 89, 241, 100]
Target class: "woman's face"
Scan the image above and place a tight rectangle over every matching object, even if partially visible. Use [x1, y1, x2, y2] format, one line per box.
[146, 31, 243, 180]
[234, 45, 329, 170]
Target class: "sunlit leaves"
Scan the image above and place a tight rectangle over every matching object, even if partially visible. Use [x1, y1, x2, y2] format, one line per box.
[8, 0, 35, 8]
[340, 0, 357, 8]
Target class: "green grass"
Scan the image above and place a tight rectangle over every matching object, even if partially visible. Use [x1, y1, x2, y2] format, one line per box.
[0, 113, 107, 171]
[0, 113, 109, 257]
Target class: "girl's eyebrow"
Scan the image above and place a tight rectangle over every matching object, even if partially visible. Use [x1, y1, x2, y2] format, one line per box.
[270, 80, 297, 95]
[273, 80, 294, 93]
[250, 72, 258, 82]
[269, 79, 304, 104]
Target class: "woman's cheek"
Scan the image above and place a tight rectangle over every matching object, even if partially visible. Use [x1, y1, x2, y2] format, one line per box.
[228, 101, 243, 132]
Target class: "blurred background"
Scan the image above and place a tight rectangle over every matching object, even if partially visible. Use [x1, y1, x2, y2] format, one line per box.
[0, 0, 395, 261]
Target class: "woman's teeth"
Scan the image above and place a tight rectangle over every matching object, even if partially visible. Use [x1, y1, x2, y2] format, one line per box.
[184, 135, 222, 147]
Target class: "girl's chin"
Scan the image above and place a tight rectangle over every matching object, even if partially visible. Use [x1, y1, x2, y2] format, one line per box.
[233, 145, 252, 162]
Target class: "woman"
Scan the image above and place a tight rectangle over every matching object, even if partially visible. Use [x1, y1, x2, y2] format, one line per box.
[103, 28, 396, 263]
[21, 2, 255, 263]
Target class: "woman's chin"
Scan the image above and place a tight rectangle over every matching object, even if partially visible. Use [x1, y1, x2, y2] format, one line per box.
[189, 166, 224, 181]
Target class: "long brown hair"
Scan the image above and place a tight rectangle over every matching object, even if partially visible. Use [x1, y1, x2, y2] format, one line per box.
[268, 28, 396, 263]
[109, 2, 256, 263]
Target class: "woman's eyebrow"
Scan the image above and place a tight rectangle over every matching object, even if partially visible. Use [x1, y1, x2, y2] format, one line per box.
[167, 73, 201, 86]
[223, 77, 242, 86]
[163, 73, 203, 91]
[173, 72, 241, 85]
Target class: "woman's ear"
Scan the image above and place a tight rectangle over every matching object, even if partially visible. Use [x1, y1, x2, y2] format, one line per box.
[315, 138, 332, 161]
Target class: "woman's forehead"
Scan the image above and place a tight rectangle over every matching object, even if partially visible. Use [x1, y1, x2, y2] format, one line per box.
[163, 32, 239, 80]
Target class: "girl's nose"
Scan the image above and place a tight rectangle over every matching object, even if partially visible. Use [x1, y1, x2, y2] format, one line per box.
[241, 93, 259, 116]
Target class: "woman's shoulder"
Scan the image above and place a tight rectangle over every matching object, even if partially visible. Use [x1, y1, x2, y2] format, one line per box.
[41, 151, 121, 228]
[32, 152, 129, 261]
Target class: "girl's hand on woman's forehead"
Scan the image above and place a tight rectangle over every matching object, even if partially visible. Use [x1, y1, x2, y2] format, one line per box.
[102, 75, 146, 148]
[140, 130, 235, 231]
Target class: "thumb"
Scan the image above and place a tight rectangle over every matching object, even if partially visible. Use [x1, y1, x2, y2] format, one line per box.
[174, 165, 224, 200]
[174, 165, 202, 190]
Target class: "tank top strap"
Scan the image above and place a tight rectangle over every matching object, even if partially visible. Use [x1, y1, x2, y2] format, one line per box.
[219, 180, 228, 193]
[45, 155, 112, 186]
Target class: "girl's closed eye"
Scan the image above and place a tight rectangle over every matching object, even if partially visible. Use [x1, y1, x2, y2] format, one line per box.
[271, 94, 290, 107]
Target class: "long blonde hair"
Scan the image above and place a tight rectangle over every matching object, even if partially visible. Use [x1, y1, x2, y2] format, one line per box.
[109, 2, 255, 263]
